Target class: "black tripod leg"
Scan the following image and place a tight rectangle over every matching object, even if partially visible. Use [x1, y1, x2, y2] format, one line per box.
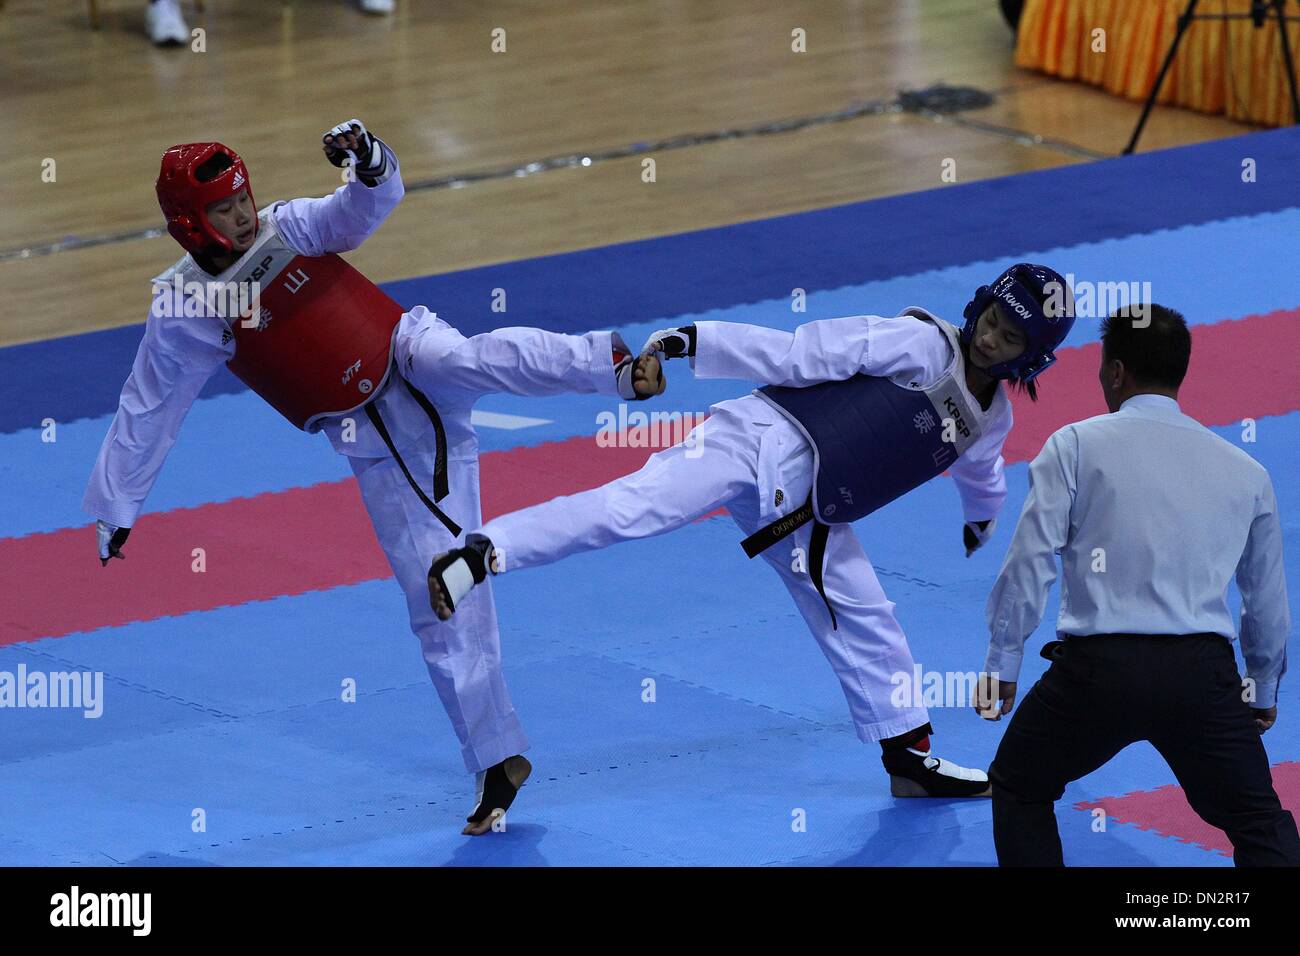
[1125, 0, 1202, 154]
[1272, 0, 1300, 123]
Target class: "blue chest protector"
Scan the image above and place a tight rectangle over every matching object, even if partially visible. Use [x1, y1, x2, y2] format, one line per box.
[741, 316, 987, 628]
[756, 316, 983, 524]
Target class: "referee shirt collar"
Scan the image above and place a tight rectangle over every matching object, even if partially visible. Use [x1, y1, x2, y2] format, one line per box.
[1119, 392, 1181, 414]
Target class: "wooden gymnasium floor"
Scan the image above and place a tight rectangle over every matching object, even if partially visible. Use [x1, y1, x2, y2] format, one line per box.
[0, 0, 1261, 347]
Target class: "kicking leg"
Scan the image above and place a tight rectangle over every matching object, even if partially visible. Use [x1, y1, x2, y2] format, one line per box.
[428, 401, 764, 617]
[394, 311, 656, 402]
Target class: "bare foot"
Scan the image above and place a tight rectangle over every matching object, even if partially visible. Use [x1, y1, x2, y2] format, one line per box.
[462, 811, 503, 836]
[426, 561, 454, 621]
[633, 353, 666, 397]
[463, 755, 532, 835]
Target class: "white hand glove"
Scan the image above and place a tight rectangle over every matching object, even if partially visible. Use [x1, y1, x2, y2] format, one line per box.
[639, 326, 696, 362]
[322, 119, 385, 177]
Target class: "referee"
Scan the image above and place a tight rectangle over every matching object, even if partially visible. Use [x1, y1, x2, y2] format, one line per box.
[974, 304, 1299, 866]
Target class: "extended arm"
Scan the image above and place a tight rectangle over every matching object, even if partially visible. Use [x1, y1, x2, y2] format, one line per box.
[663, 314, 948, 388]
[644, 314, 951, 390]
[82, 310, 228, 535]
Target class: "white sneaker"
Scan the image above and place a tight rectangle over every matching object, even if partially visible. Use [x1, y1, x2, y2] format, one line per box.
[359, 0, 395, 14]
[145, 0, 190, 46]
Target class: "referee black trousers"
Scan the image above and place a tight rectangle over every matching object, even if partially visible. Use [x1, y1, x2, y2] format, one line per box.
[990, 633, 1300, 866]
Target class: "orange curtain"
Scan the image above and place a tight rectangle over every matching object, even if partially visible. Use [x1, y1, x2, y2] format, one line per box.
[1016, 0, 1300, 126]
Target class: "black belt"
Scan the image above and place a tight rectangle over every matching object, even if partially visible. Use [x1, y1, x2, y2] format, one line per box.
[741, 499, 814, 558]
[364, 379, 462, 539]
[740, 494, 839, 630]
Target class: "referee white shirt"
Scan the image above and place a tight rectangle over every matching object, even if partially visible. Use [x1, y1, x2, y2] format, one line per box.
[983, 394, 1291, 708]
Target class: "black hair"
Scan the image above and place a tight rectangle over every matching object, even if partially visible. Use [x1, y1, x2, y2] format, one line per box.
[195, 152, 233, 183]
[1008, 375, 1038, 402]
[1100, 304, 1190, 389]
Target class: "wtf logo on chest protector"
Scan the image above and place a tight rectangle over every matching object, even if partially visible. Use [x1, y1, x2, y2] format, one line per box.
[340, 359, 373, 395]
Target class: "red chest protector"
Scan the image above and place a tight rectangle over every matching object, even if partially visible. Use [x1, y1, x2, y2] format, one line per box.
[223, 224, 403, 432]
[163, 219, 463, 539]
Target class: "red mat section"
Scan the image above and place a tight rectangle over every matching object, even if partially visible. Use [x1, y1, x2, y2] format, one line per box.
[1075, 761, 1300, 857]
[1000, 308, 1300, 463]
[2, 442, 658, 644]
[5, 309, 1300, 644]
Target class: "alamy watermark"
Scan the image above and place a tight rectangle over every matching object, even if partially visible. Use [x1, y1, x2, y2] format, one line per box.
[50, 886, 150, 936]
[596, 404, 707, 457]
[1042, 273, 1154, 325]
[151, 275, 263, 322]
[0, 666, 104, 718]
[891, 666, 994, 710]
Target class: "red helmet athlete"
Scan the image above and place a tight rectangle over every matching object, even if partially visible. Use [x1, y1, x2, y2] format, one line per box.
[155, 142, 257, 255]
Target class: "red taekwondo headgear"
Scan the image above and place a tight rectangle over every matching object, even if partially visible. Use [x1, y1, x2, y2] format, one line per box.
[156, 142, 257, 255]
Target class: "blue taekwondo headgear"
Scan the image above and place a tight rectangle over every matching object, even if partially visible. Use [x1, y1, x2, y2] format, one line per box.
[960, 263, 1075, 382]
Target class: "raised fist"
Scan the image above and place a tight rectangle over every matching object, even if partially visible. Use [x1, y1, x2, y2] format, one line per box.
[322, 119, 384, 176]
